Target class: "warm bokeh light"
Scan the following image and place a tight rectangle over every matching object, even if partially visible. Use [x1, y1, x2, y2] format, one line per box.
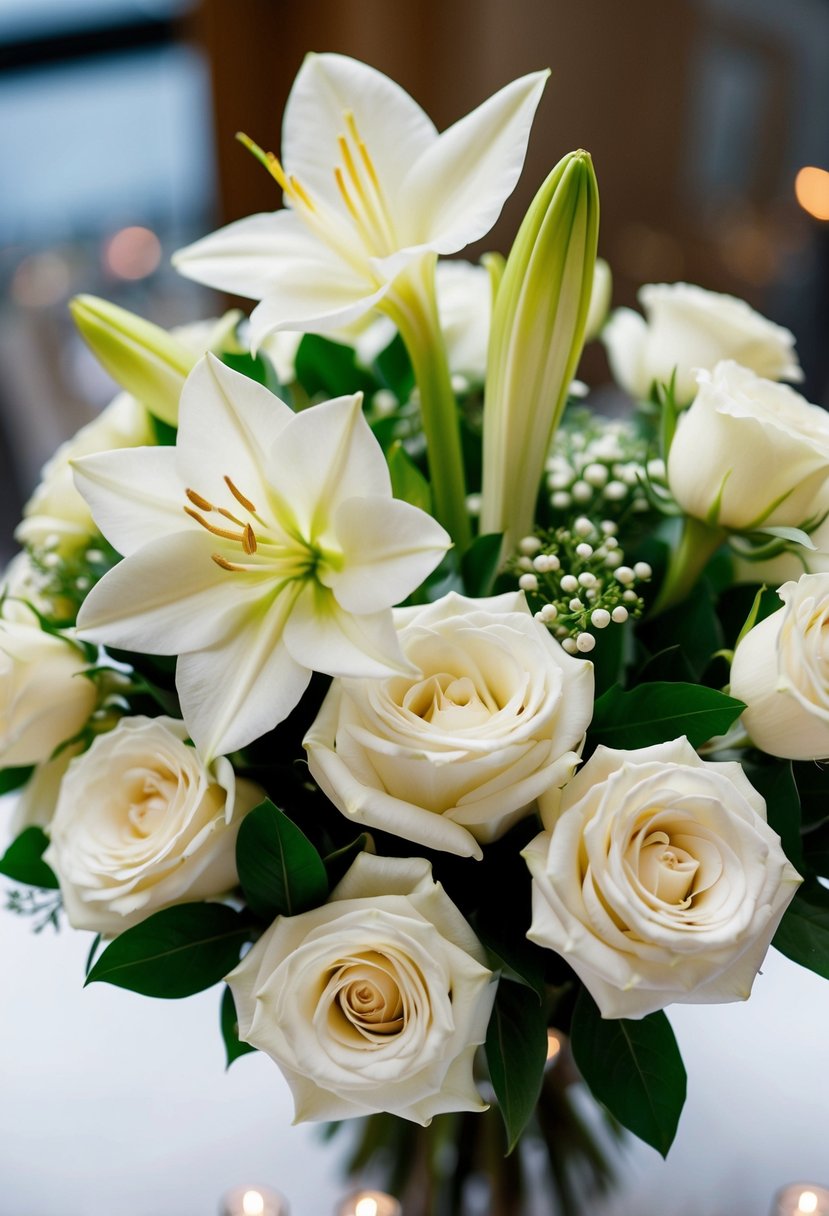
[103, 225, 162, 279]
[242, 1192, 265, 1216]
[10, 250, 71, 307]
[354, 1200, 379, 1216]
[795, 166, 829, 221]
[799, 1193, 819, 1215]
[546, 1030, 562, 1062]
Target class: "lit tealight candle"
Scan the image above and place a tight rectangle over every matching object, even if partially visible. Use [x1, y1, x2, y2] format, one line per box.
[220, 1184, 289, 1216]
[337, 1189, 402, 1216]
[772, 1184, 829, 1216]
[546, 1029, 562, 1065]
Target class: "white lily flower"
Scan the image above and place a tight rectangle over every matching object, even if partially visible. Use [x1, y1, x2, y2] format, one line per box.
[172, 53, 548, 349]
[73, 354, 449, 760]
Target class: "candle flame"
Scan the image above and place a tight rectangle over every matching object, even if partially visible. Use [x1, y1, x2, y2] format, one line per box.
[798, 1194, 819, 1215]
[242, 1192, 265, 1216]
[354, 1201, 379, 1216]
[795, 167, 829, 221]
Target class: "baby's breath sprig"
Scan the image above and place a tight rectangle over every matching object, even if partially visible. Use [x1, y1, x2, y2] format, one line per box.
[545, 408, 665, 524]
[24, 535, 119, 625]
[510, 516, 652, 655]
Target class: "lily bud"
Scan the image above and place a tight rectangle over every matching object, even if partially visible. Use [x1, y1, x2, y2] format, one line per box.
[480, 150, 599, 552]
[70, 295, 197, 426]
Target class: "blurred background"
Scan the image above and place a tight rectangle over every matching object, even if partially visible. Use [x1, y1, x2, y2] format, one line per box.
[2, 2, 829, 1212]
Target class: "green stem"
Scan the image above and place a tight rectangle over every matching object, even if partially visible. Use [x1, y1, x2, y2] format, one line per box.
[382, 259, 471, 554]
[649, 516, 727, 617]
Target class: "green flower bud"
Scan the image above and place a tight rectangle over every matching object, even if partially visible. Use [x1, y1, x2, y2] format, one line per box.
[480, 150, 600, 553]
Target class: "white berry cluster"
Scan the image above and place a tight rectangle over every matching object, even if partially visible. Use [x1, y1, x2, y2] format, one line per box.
[545, 409, 665, 522]
[22, 537, 117, 625]
[512, 518, 652, 654]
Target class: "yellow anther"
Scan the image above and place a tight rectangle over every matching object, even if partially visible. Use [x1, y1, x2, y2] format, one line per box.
[211, 553, 247, 572]
[186, 488, 214, 512]
[224, 475, 257, 514]
[184, 505, 246, 543]
[242, 523, 258, 555]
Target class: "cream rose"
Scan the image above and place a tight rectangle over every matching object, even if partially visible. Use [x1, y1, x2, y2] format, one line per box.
[45, 716, 263, 935]
[602, 281, 801, 405]
[667, 361, 829, 531]
[304, 591, 594, 860]
[0, 606, 96, 767]
[524, 737, 800, 1019]
[730, 573, 829, 759]
[226, 853, 495, 1125]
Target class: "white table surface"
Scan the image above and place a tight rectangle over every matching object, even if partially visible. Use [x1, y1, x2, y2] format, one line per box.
[2, 843, 828, 1216]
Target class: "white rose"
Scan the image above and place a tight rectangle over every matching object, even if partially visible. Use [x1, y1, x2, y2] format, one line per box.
[666, 361, 829, 531]
[0, 608, 96, 767]
[602, 281, 801, 404]
[45, 716, 263, 935]
[524, 737, 800, 1019]
[16, 392, 154, 553]
[9, 744, 81, 836]
[226, 852, 495, 1125]
[304, 591, 594, 860]
[730, 573, 829, 759]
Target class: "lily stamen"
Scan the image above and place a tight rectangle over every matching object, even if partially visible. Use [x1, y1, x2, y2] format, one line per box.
[184, 505, 246, 544]
[211, 552, 247, 572]
[218, 506, 245, 527]
[224, 475, 258, 514]
[242, 523, 258, 555]
[186, 488, 214, 512]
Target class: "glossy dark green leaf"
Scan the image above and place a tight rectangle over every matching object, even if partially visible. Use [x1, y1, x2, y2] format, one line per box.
[0, 827, 59, 889]
[323, 833, 370, 889]
[236, 798, 328, 921]
[295, 334, 375, 398]
[743, 760, 803, 870]
[387, 442, 431, 514]
[640, 584, 722, 678]
[571, 988, 686, 1157]
[590, 682, 745, 751]
[85, 902, 250, 997]
[0, 765, 34, 796]
[373, 332, 413, 399]
[461, 532, 503, 598]
[633, 645, 696, 687]
[485, 979, 549, 1153]
[220, 984, 258, 1068]
[773, 879, 829, 981]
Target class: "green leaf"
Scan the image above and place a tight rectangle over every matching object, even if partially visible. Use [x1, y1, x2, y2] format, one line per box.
[640, 583, 723, 679]
[295, 334, 375, 398]
[590, 682, 745, 751]
[633, 646, 696, 687]
[742, 761, 803, 870]
[773, 879, 829, 981]
[793, 762, 829, 830]
[323, 833, 370, 889]
[0, 765, 34, 795]
[85, 902, 251, 998]
[0, 827, 59, 889]
[221, 350, 283, 396]
[220, 984, 257, 1068]
[485, 979, 549, 1153]
[235, 798, 329, 921]
[373, 332, 413, 399]
[460, 532, 503, 598]
[757, 525, 817, 551]
[570, 988, 686, 1157]
[387, 442, 432, 514]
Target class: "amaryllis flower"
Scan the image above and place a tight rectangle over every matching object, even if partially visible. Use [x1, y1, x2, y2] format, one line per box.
[73, 355, 449, 760]
[172, 53, 548, 347]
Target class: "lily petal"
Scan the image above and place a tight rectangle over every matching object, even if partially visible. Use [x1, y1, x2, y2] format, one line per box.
[328, 496, 451, 613]
[266, 396, 391, 539]
[401, 70, 549, 254]
[283, 52, 437, 209]
[177, 588, 311, 759]
[175, 354, 294, 507]
[76, 531, 270, 654]
[248, 270, 389, 347]
[284, 582, 414, 678]
[72, 446, 182, 556]
[172, 210, 322, 299]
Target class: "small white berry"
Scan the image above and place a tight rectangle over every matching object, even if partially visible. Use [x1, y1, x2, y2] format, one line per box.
[614, 565, 635, 585]
[569, 597, 583, 612]
[600, 520, 618, 536]
[578, 571, 597, 588]
[465, 493, 482, 516]
[560, 574, 579, 593]
[623, 589, 639, 603]
[562, 637, 578, 654]
[612, 605, 629, 623]
[372, 389, 398, 416]
[583, 463, 608, 488]
[576, 632, 596, 653]
[571, 480, 593, 503]
[519, 573, 539, 592]
[574, 516, 594, 537]
[519, 536, 543, 556]
[518, 556, 534, 571]
[646, 458, 666, 480]
[634, 561, 653, 580]
[575, 542, 593, 559]
[591, 608, 611, 629]
[451, 372, 470, 394]
[552, 491, 572, 510]
[540, 604, 558, 622]
[603, 480, 627, 501]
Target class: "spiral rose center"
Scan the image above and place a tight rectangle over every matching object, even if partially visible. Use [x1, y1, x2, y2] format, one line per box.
[634, 830, 699, 906]
[328, 952, 405, 1044]
[403, 672, 493, 730]
[123, 765, 180, 836]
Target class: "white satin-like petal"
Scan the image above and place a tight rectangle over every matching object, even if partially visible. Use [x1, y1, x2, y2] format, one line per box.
[284, 582, 413, 679]
[172, 210, 322, 298]
[72, 446, 182, 557]
[401, 70, 549, 254]
[282, 52, 437, 210]
[248, 272, 390, 347]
